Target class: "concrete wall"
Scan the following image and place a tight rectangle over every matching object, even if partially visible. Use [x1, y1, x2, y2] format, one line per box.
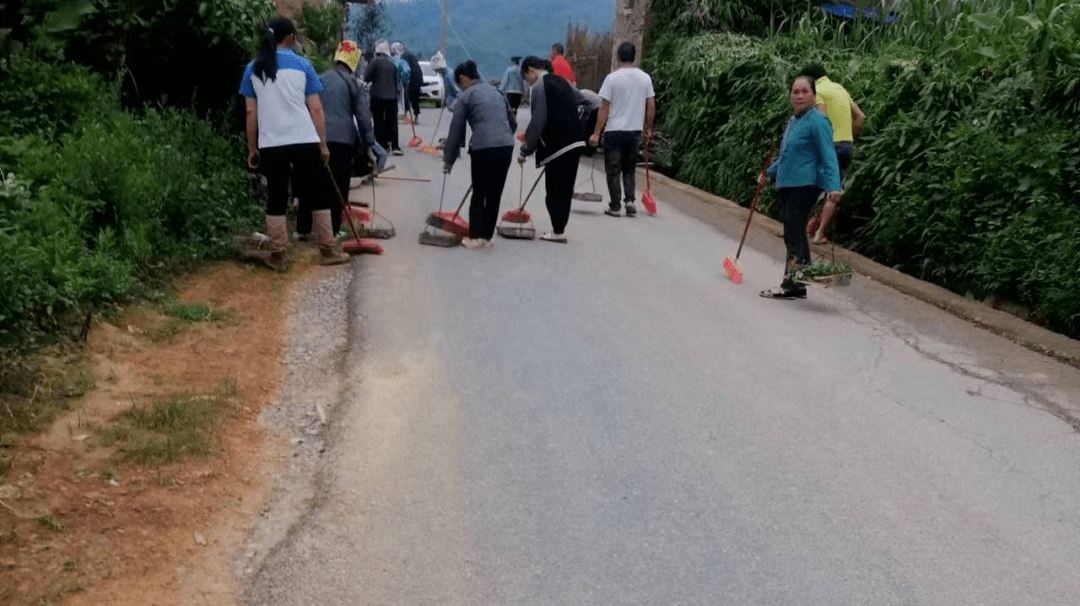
[611, 0, 651, 70]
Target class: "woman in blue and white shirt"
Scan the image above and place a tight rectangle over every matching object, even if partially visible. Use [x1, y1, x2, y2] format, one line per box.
[240, 17, 347, 269]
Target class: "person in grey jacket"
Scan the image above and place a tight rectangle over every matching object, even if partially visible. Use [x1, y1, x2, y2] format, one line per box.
[500, 56, 525, 111]
[364, 40, 402, 154]
[299, 40, 377, 237]
[443, 60, 517, 249]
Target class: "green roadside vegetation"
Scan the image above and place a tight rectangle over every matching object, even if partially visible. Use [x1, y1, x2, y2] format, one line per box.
[0, 0, 353, 443]
[646, 0, 1080, 337]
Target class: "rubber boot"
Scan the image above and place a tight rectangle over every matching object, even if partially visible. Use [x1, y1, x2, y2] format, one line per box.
[264, 214, 289, 272]
[314, 209, 349, 266]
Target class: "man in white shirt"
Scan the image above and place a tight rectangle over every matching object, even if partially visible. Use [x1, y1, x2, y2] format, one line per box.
[590, 42, 655, 217]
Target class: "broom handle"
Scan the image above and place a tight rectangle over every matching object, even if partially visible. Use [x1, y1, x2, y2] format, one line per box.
[437, 173, 447, 213]
[451, 185, 472, 219]
[519, 165, 524, 208]
[643, 135, 652, 189]
[432, 103, 446, 141]
[325, 163, 362, 241]
[734, 142, 777, 260]
[520, 168, 545, 210]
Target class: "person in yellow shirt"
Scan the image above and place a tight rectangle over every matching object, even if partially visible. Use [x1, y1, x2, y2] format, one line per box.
[799, 65, 865, 245]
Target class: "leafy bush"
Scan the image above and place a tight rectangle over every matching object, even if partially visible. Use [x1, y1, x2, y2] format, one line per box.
[0, 81, 261, 349]
[647, 1, 1080, 336]
[0, 53, 113, 139]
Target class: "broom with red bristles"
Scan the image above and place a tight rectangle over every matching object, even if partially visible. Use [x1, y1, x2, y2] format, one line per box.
[325, 164, 383, 255]
[722, 141, 777, 284]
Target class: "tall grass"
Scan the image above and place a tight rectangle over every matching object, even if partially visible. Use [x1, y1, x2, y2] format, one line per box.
[647, 0, 1080, 335]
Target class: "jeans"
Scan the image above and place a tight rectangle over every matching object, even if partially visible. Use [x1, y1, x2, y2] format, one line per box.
[602, 130, 641, 210]
[372, 141, 388, 171]
[468, 146, 513, 239]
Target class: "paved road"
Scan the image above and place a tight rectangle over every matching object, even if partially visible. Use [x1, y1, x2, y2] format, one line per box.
[245, 110, 1080, 605]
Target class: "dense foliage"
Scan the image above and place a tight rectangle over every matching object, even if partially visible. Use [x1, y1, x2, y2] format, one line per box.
[646, 0, 1080, 336]
[0, 5, 265, 350]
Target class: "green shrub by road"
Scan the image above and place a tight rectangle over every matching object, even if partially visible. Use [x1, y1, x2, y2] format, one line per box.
[647, 1, 1080, 337]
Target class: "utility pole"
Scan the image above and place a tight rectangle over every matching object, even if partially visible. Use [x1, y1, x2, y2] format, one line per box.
[441, 0, 449, 54]
[612, 0, 651, 70]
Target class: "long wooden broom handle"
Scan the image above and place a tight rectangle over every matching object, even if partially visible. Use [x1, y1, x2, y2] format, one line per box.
[450, 185, 472, 219]
[735, 141, 777, 260]
[520, 167, 546, 210]
[325, 163, 362, 241]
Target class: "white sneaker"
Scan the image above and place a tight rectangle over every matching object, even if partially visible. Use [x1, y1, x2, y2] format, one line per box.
[461, 238, 483, 250]
[480, 239, 495, 249]
[539, 231, 567, 243]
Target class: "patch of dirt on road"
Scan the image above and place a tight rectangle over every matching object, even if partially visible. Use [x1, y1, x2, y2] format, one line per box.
[0, 260, 309, 606]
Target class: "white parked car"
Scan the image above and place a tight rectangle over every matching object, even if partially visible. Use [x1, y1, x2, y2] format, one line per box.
[418, 61, 444, 107]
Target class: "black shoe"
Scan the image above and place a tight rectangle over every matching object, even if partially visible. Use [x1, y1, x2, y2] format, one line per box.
[604, 208, 621, 217]
[759, 286, 807, 299]
[624, 204, 637, 217]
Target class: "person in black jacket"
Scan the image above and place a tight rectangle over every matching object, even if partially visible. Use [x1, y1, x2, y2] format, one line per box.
[403, 46, 424, 123]
[518, 55, 587, 243]
[364, 39, 402, 154]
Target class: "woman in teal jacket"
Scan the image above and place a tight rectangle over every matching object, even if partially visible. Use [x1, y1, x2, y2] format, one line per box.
[759, 75, 842, 299]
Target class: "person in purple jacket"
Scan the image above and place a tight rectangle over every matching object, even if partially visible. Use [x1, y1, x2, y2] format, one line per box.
[758, 75, 842, 299]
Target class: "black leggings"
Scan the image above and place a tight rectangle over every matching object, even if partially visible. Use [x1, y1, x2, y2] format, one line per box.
[778, 185, 819, 269]
[371, 98, 400, 152]
[260, 143, 329, 217]
[468, 146, 513, 239]
[408, 87, 422, 118]
[543, 151, 580, 234]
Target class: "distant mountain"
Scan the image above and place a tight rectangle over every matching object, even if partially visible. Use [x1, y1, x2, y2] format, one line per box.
[382, 0, 615, 82]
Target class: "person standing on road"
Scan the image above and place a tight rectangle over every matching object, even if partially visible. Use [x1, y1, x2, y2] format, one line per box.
[389, 42, 410, 121]
[759, 76, 842, 299]
[500, 56, 525, 112]
[365, 40, 403, 155]
[443, 60, 517, 250]
[589, 42, 655, 218]
[240, 17, 349, 270]
[403, 45, 424, 124]
[799, 64, 865, 245]
[549, 43, 576, 86]
[305, 40, 378, 238]
[518, 55, 587, 243]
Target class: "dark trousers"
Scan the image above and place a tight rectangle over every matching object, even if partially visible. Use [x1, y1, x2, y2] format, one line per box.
[778, 185, 819, 276]
[408, 87, 422, 118]
[260, 143, 329, 217]
[371, 98, 400, 151]
[506, 92, 522, 111]
[468, 146, 513, 239]
[603, 130, 640, 210]
[296, 142, 351, 235]
[544, 150, 580, 234]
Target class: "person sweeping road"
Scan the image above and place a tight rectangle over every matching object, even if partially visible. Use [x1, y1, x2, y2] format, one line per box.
[589, 42, 655, 217]
[240, 16, 348, 270]
[518, 55, 588, 243]
[758, 75, 842, 299]
[365, 40, 403, 155]
[442, 60, 518, 250]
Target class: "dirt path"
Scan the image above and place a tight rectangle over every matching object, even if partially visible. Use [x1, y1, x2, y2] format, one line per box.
[0, 255, 330, 605]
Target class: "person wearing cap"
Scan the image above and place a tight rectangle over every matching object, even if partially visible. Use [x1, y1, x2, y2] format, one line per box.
[365, 40, 402, 155]
[299, 40, 378, 238]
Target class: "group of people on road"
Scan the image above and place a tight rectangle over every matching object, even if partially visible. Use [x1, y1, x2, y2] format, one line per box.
[240, 16, 863, 301]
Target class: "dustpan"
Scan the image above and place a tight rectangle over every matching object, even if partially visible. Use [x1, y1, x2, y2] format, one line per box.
[496, 167, 543, 240]
[352, 176, 396, 239]
[325, 164, 383, 255]
[572, 153, 603, 202]
[422, 178, 470, 241]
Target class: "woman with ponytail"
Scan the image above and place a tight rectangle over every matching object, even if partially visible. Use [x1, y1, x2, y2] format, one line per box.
[442, 60, 517, 249]
[239, 16, 348, 270]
